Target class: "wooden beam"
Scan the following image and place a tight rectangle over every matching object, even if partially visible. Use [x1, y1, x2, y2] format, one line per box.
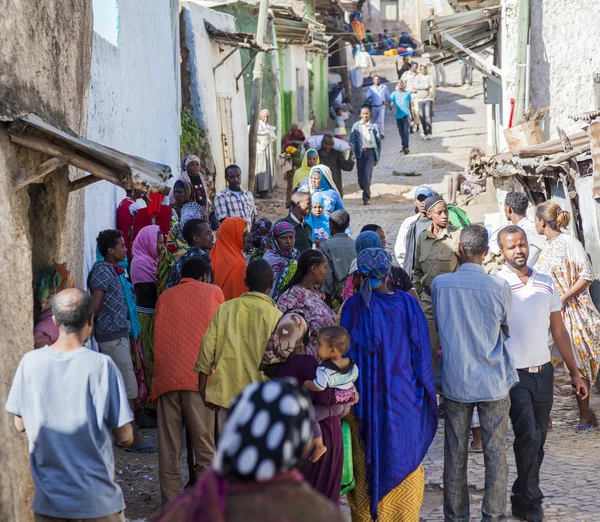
[14, 155, 68, 189]
[8, 132, 125, 187]
[535, 145, 591, 174]
[69, 174, 101, 192]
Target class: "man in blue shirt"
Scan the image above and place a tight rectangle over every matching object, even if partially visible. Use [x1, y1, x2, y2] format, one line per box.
[366, 75, 391, 138]
[432, 225, 516, 522]
[390, 79, 412, 154]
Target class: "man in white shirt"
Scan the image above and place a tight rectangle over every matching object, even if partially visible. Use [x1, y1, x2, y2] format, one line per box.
[503, 191, 546, 265]
[366, 75, 391, 137]
[496, 226, 587, 522]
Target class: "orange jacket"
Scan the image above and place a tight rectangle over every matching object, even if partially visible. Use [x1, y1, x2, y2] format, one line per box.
[152, 278, 224, 400]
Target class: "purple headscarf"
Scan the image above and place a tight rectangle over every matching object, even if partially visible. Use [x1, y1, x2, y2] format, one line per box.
[130, 225, 161, 284]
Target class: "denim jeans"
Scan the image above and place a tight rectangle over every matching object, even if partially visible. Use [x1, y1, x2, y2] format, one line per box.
[396, 116, 410, 149]
[444, 396, 510, 522]
[509, 363, 553, 508]
[418, 100, 433, 136]
[357, 148, 376, 202]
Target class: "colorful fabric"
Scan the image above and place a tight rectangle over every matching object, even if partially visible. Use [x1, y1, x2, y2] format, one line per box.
[293, 149, 320, 190]
[282, 125, 306, 150]
[277, 285, 336, 361]
[213, 188, 257, 227]
[346, 413, 424, 522]
[116, 197, 136, 256]
[305, 194, 330, 242]
[304, 166, 344, 218]
[250, 218, 274, 262]
[535, 233, 600, 384]
[355, 231, 382, 254]
[210, 217, 248, 301]
[167, 247, 212, 289]
[357, 247, 393, 307]
[130, 225, 160, 285]
[36, 264, 74, 313]
[138, 312, 156, 394]
[131, 204, 175, 244]
[259, 312, 309, 371]
[340, 290, 437, 520]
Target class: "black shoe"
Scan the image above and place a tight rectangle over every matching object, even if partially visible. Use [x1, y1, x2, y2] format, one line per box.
[525, 505, 544, 522]
[511, 499, 526, 520]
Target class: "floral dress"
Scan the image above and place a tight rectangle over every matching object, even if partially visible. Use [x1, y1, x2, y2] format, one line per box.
[535, 233, 600, 384]
[277, 285, 336, 361]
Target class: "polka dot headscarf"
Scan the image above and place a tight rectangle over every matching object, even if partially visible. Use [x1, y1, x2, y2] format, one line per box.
[212, 380, 314, 482]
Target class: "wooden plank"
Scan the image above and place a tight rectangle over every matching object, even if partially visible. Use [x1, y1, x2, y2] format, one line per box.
[69, 174, 101, 192]
[14, 156, 68, 189]
[8, 132, 125, 187]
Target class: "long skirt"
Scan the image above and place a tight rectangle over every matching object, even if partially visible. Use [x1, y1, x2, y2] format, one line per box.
[138, 312, 156, 396]
[255, 145, 276, 192]
[346, 414, 424, 522]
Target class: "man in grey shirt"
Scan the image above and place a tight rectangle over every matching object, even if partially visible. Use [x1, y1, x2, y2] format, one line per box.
[432, 225, 516, 522]
[6, 289, 134, 521]
[320, 210, 356, 305]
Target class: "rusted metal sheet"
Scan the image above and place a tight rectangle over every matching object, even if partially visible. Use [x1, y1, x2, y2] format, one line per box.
[590, 121, 600, 199]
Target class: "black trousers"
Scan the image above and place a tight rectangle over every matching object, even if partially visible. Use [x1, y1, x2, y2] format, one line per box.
[509, 362, 554, 508]
[356, 148, 376, 203]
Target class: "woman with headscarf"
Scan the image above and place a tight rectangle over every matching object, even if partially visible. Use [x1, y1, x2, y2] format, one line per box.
[154, 380, 346, 522]
[169, 155, 210, 209]
[170, 179, 192, 219]
[293, 149, 320, 191]
[34, 264, 75, 348]
[305, 193, 331, 246]
[131, 193, 176, 244]
[306, 166, 344, 218]
[263, 221, 299, 302]
[282, 123, 306, 152]
[340, 247, 438, 522]
[131, 225, 165, 393]
[210, 217, 249, 301]
[249, 218, 274, 262]
[255, 109, 278, 199]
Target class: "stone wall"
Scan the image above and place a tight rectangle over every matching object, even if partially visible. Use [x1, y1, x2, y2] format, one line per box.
[0, 2, 93, 520]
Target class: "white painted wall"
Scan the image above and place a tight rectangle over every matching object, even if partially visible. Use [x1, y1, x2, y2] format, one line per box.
[84, 0, 181, 276]
[182, 2, 249, 193]
[501, 0, 600, 139]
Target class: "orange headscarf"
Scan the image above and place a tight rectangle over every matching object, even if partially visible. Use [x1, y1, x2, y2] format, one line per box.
[210, 217, 248, 301]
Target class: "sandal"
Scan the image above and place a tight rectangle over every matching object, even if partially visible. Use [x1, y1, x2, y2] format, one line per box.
[576, 424, 593, 434]
[124, 445, 158, 454]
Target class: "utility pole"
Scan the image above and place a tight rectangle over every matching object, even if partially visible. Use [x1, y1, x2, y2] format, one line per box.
[247, 0, 270, 193]
[513, 0, 530, 123]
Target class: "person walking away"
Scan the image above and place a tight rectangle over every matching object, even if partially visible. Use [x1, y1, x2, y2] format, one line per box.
[412, 196, 460, 375]
[255, 109, 278, 199]
[153, 381, 347, 522]
[306, 194, 331, 247]
[302, 326, 358, 463]
[448, 147, 486, 206]
[320, 210, 356, 306]
[318, 134, 355, 198]
[340, 247, 438, 522]
[496, 226, 588, 521]
[6, 289, 134, 521]
[500, 191, 545, 265]
[34, 264, 75, 348]
[349, 105, 382, 206]
[390, 80, 412, 154]
[117, 188, 147, 258]
[460, 60, 473, 86]
[394, 185, 434, 276]
[292, 148, 320, 191]
[277, 191, 313, 254]
[195, 260, 283, 433]
[534, 202, 600, 434]
[167, 219, 214, 288]
[365, 75, 391, 137]
[130, 225, 165, 395]
[432, 225, 516, 522]
[414, 64, 435, 139]
[89, 229, 152, 452]
[210, 217, 249, 301]
[263, 221, 299, 302]
[214, 164, 257, 227]
[153, 258, 224, 504]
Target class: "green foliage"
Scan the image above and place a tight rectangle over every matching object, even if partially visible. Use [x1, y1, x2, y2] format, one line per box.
[180, 107, 207, 161]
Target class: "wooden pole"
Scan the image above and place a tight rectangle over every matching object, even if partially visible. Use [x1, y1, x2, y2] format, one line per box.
[513, 0, 530, 122]
[247, 0, 270, 193]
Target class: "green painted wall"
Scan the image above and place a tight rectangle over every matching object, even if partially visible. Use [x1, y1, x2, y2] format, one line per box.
[310, 54, 329, 130]
[279, 46, 297, 136]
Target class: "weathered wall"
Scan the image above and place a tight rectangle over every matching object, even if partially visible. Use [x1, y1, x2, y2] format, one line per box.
[365, 0, 454, 36]
[182, 2, 250, 192]
[280, 44, 310, 133]
[84, 0, 181, 276]
[310, 53, 329, 130]
[0, 2, 92, 521]
[501, 0, 600, 138]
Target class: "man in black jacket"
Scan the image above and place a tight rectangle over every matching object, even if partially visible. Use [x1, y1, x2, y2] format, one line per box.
[276, 191, 313, 254]
[318, 134, 355, 198]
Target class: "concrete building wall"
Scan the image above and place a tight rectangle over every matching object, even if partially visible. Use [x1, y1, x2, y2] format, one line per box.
[364, 0, 454, 36]
[0, 2, 93, 520]
[84, 0, 181, 276]
[182, 2, 250, 192]
[280, 44, 310, 134]
[310, 54, 330, 130]
[501, 0, 600, 139]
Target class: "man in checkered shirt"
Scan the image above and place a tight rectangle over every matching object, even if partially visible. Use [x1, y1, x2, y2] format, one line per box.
[213, 164, 257, 227]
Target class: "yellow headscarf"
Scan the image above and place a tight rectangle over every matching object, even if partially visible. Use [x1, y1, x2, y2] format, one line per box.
[292, 149, 320, 190]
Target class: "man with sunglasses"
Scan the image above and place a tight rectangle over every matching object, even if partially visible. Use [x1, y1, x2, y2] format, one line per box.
[394, 185, 435, 278]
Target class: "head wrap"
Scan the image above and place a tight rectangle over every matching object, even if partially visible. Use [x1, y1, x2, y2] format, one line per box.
[306, 149, 318, 157]
[251, 218, 274, 250]
[130, 225, 161, 285]
[210, 217, 248, 301]
[36, 264, 75, 312]
[423, 195, 446, 214]
[311, 193, 325, 206]
[260, 109, 270, 119]
[355, 230, 382, 255]
[184, 155, 201, 170]
[309, 166, 332, 192]
[260, 311, 309, 371]
[357, 247, 392, 307]
[180, 202, 207, 228]
[213, 380, 313, 481]
[273, 221, 295, 238]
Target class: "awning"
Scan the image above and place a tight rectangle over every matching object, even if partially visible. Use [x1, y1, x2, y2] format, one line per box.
[7, 113, 172, 194]
[204, 21, 276, 51]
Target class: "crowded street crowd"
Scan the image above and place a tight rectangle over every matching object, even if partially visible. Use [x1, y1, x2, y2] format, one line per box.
[7, 109, 600, 522]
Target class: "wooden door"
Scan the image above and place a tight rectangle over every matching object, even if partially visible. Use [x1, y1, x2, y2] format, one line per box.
[216, 95, 235, 168]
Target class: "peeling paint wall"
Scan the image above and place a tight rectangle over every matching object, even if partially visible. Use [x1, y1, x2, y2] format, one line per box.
[84, 0, 181, 276]
[181, 2, 250, 192]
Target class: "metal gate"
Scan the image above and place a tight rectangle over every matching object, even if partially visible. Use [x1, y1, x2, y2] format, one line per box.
[216, 95, 235, 167]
